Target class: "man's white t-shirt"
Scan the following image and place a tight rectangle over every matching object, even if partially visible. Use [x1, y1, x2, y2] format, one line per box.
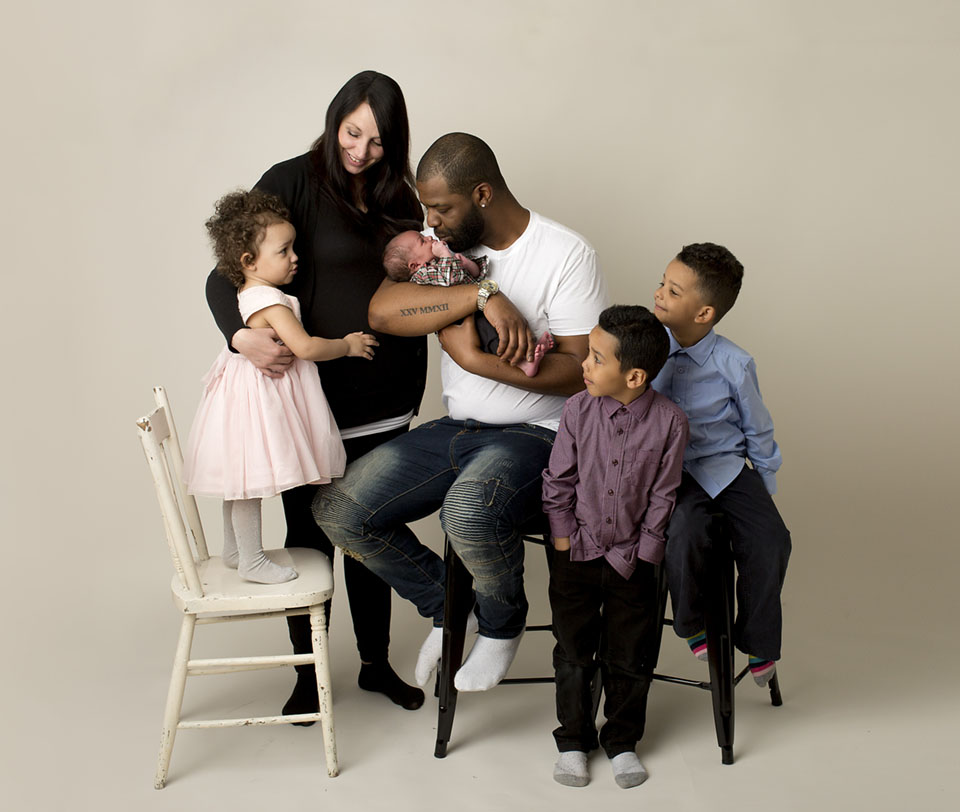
[430, 211, 607, 432]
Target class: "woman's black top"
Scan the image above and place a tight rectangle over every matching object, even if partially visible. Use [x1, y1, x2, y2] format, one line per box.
[205, 152, 427, 430]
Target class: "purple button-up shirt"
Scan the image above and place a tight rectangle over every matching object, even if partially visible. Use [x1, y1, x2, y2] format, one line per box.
[542, 387, 689, 578]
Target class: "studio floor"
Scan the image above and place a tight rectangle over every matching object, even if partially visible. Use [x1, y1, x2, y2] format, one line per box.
[6, 525, 953, 812]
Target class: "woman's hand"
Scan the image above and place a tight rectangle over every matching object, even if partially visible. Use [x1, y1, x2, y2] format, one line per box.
[482, 293, 536, 366]
[553, 537, 571, 551]
[232, 327, 295, 378]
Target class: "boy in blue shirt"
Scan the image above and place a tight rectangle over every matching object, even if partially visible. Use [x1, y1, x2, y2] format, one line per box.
[651, 243, 791, 685]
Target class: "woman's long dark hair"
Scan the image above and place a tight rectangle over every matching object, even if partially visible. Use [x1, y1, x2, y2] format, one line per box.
[310, 71, 421, 232]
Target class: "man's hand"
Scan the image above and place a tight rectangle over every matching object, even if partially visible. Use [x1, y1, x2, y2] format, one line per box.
[232, 327, 295, 378]
[482, 293, 536, 366]
[437, 316, 483, 370]
[553, 537, 571, 551]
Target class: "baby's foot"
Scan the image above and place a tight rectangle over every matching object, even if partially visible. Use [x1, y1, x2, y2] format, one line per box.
[518, 332, 555, 377]
[238, 550, 298, 584]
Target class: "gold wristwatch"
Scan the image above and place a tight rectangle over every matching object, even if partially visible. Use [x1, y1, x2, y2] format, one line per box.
[477, 279, 499, 311]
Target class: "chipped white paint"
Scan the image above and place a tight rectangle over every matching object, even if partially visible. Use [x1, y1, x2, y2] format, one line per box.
[136, 386, 339, 788]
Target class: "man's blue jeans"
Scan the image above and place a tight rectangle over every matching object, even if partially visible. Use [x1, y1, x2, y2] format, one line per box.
[313, 417, 556, 639]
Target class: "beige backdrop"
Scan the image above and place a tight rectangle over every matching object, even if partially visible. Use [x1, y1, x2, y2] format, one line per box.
[2, 1, 956, 809]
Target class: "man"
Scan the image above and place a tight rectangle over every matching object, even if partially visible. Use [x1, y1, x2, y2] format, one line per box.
[315, 133, 608, 691]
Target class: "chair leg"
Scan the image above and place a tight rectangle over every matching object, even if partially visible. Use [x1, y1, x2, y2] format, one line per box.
[309, 604, 339, 777]
[435, 536, 474, 758]
[155, 614, 196, 789]
[705, 545, 736, 765]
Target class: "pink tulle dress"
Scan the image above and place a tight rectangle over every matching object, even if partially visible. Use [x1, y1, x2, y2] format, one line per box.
[183, 286, 346, 500]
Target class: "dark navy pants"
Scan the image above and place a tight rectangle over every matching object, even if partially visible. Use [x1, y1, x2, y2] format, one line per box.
[666, 467, 791, 661]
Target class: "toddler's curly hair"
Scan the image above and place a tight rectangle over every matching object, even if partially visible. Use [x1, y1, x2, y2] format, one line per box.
[205, 189, 290, 288]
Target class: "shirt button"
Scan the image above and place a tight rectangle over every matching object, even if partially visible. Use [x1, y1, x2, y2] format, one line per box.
[674, 398, 681, 404]
[605, 517, 612, 524]
[612, 459, 618, 466]
[607, 489, 614, 495]
[617, 428, 624, 435]
[678, 367, 685, 374]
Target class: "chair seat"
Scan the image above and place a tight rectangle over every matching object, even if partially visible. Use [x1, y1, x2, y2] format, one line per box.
[171, 547, 334, 614]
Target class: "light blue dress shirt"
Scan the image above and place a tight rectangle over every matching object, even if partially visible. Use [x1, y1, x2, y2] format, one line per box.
[650, 327, 781, 499]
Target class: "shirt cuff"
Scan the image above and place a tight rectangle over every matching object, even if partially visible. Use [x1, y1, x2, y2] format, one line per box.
[758, 470, 778, 495]
[636, 530, 666, 565]
[547, 513, 579, 539]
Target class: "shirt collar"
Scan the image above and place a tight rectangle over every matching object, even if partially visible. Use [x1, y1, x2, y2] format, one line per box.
[667, 327, 717, 367]
[600, 386, 655, 421]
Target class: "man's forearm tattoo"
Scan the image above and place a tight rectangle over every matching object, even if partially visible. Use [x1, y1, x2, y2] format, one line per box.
[399, 303, 450, 317]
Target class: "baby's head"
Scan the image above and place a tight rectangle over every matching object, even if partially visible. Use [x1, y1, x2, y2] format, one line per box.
[383, 230, 438, 281]
[582, 305, 669, 404]
[206, 189, 292, 288]
[654, 243, 743, 337]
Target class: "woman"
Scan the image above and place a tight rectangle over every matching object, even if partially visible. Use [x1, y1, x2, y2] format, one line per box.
[206, 71, 428, 714]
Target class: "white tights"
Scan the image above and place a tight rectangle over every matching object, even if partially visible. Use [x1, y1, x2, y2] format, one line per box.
[221, 499, 297, 584]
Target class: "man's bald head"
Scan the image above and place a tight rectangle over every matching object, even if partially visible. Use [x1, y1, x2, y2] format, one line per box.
[416, 132, 506, 196]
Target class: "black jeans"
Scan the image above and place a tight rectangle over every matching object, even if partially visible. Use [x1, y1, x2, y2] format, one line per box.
[549, 551, 660, 757]
[283, 425, 409, 665]
[665, 467, 791, 661]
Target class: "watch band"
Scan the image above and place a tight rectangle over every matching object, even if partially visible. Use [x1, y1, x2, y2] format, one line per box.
[477, 280, 498, 312]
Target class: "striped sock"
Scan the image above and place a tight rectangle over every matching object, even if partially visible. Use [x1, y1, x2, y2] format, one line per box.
[749, 656, 776, 686]
[686, 631, 708, 661]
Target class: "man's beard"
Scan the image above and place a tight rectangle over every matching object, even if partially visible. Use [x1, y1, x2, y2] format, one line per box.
[442, 205, 485, 253]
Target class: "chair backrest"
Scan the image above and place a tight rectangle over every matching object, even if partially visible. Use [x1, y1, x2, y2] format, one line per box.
[136, 386, 209, 596]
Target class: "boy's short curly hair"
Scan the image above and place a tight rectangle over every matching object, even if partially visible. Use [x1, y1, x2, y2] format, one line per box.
[676, 242, 744, 323]
[598, 305, 670, 379]
[205, 189, 290, 288]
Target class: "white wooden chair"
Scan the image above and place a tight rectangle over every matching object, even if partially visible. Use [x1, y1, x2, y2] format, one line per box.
[135, 386, 338, 788]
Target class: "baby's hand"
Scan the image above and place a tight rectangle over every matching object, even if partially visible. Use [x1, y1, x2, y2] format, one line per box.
[431, 239, 454, 259]
[344, 331, 378, 360]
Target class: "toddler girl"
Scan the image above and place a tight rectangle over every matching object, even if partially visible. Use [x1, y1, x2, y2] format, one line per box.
[183, 189, 377, 584]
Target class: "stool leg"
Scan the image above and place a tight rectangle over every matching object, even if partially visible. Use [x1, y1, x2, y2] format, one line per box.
[435, 536, 474, 758]
[768, 670, 783, 707]
[705, 545, 735, 765]
[651, 563, 670, 670]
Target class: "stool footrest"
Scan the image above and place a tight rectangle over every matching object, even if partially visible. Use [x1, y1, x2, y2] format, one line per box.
[652, 673, 712, 691]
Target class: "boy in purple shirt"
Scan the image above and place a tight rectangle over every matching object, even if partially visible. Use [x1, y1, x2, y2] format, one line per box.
[542, 305, 688, 789]
[651, 243, 791, 687]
